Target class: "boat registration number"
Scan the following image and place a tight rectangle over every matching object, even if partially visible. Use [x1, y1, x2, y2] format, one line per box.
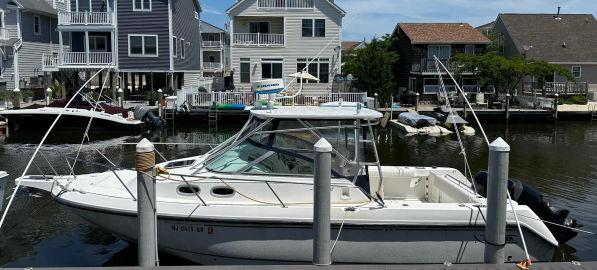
[169, 223, 214, 234]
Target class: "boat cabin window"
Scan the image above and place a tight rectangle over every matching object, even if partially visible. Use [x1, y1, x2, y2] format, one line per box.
[211, 187, 235, 197]
[165, 159, 195, 168]
[205, 119, 366, 177]
[178, 185, 200, 195]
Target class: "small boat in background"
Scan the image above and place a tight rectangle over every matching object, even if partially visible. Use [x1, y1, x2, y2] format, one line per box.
[389, 111, 452, 136]
[432, 106, 475, 136]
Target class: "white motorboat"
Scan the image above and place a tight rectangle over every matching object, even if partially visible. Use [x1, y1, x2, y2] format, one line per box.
[0, 171, 7, 210]
[389, 112, 452, 136]
[16, 105, 560, 264]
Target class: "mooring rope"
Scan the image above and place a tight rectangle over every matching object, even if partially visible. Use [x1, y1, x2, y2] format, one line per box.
[0, 68, 107, 231]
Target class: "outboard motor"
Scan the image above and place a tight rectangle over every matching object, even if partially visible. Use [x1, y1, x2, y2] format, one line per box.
[134, 105, 163, 128]
[474, 171, 580, 243]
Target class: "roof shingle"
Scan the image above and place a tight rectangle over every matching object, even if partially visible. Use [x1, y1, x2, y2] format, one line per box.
[398, 23, 490, 44]
[497, 13, 597, 63]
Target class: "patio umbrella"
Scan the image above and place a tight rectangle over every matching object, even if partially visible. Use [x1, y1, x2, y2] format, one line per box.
[287, 71, 320, 82]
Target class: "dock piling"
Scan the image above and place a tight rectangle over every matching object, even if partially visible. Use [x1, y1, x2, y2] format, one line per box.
[415, 93, 420, 112]
[484, 137, 510, 264]
[505, 94, 510, 120]
[553, 93, 559, 120]
[136, 139, 158, 267]
[157, 89, 163, 118]
[313, 138, 332, 266]
[45, 88, 52, 106]
[118, 88, 124, 108]
[12, 88, 21, 109]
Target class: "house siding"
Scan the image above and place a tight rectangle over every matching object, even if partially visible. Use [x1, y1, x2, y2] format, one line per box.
[172, 0, 201, 71]
[117, 0, 170, 71]
[229, 0, 343, 94]
[493, 16, 520, 58]
[21, 13, 58, 44]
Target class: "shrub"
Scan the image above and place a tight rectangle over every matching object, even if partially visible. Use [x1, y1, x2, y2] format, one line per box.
[568, 95, 588, 105]
[21, 90, 34, 101]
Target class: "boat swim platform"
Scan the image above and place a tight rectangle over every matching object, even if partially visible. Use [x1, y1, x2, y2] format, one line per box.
[3, 261, 594, 270]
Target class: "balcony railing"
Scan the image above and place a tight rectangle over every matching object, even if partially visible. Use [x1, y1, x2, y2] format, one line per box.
[203, 62, 223, 70]
[233, 33, 285, 47]
[411, 58, 476, 74]
[202, 41, 223, 47]
[0, 28, 9, 40]
[42, 52, 113, 69]
[257, 0, 313, 9]
[58, 11, 114, 26]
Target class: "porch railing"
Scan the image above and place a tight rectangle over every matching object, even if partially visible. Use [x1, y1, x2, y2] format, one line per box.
[178, 90, 368, 107]
[202, 62, 223, 70]
[411, 58, 474, 73]
[201, 41, 223, 47]
[233, 33, 285, 47]
[257, 0, 314, 8]
[0, 28, 9, 40]
[522, 81, 588, 96]
[58, 11, 114, 25]
[42, 52, 113, 69]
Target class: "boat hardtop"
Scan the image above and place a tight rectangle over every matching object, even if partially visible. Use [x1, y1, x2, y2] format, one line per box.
[248, 105, 382, 120]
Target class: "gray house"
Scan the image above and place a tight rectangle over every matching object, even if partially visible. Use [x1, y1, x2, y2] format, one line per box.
[493, 13, 597, 93]
[0, 0, 66, 91]
[200, 19, 229, 77]
[42, 0, 202, 97]
[226, 0, 345, 94]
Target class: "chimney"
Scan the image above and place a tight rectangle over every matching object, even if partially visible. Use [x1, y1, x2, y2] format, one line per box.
[555, 6, 562, 20]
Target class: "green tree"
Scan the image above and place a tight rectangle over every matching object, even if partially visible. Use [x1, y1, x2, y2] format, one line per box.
[452, 52, 573, 94]
[343, 34, 399, 104]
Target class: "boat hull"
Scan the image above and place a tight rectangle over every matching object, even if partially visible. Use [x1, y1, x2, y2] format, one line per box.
[66, 201, 555, 265]
[2, 113, 141, 132]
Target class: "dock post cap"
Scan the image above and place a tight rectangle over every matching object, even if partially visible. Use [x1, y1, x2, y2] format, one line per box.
[416, 93, 420, 96]
[136, 138, 155, 153]
[374, 93, 378, 96]
[489, 137, 510, 152]
[506, 93, 511, 97]
[13, 88, 20, 92]
[555, 93, 559, 97]
[46, 88, 52, 92]
[157, 89, 163, 93]
[117, 88, 124, 93]
[314, 138, 332, 153]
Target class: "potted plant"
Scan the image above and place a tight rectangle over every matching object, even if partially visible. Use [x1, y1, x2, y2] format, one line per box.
[22, 90, 34, 103]
[50, 83, 66, 99]
[146, 90, 159, 106]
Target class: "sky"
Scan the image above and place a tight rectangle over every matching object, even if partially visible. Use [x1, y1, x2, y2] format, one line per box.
[201, 0, 597, 41]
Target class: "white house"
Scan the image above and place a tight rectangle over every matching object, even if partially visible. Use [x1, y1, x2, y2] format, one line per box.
[226, 0, 344, 94]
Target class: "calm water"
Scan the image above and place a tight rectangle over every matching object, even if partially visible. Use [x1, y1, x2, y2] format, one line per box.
[0, 120, 596, 266]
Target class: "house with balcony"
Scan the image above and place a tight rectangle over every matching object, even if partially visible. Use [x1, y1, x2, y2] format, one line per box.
[492, 13, 597, 96]
[200, 19, 229, 77]
[226, 0, 344, 94]
[42, 0, 202, 97]
[0, 0, 66, 91]
[392, 23, 491, 100]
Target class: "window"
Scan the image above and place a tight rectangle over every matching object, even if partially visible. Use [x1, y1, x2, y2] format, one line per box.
[128, 35, 158, 57]
[0, 10, 5, 29]
[249, 22, 270, 33]
[428, 45, 451, 59]
[180, 38, 185, 59]
[172, 36, 177, 58]
[33, 15, 40, 36]
[209, 56, 215, 62]
[89, 36, 107, 52]
[302, 19, 325, 37]
[572, 66, 581, 78]
[133, 0, 151, 11]
[423, 78, 439, 94]
[465, 44, 475, 54]
[261, 59, 283, 79]
[296, 58, 330, 83]
[240, 61, 251, 83]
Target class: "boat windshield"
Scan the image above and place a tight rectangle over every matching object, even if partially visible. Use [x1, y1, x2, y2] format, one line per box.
[206, 118, 362, 177]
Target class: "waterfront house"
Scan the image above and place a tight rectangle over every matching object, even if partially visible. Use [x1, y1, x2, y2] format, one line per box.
[492, 13, 597, 96]
[0, 0, 66, 91]
[200, 19, 229, 77]
[392, 23, 491, 101]
[341, 40, 365, 60]
[226, 0, 345, 94]
[41, 0, 202, 98]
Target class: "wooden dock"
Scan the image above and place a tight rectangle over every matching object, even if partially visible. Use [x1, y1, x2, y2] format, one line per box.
[3, 261, 594, 270]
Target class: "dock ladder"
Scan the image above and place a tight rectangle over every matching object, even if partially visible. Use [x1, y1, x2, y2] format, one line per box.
[591, 104, 597, 121]
[208, 102, 218, 130]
